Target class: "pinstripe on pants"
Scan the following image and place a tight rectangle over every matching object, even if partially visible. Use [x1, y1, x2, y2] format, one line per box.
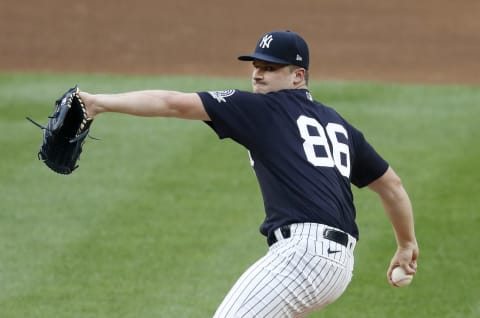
[213, 223, 356, 318]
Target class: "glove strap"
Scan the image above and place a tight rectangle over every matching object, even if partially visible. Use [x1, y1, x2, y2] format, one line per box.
[26, 116, 46, 130]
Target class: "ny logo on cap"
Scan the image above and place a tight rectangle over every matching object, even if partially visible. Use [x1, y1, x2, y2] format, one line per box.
[259, 34, 273, 49]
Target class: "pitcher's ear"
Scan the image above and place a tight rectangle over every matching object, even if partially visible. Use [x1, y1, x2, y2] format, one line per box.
[293, 68, 306, 84]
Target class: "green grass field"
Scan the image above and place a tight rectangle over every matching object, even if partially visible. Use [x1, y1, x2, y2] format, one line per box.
[1, 72, 479, 317]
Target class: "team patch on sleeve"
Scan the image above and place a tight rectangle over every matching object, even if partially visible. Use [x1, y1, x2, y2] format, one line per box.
[207, 90, 236, 103]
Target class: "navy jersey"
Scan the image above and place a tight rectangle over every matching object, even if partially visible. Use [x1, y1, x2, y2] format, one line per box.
[198, 89, 388, 240]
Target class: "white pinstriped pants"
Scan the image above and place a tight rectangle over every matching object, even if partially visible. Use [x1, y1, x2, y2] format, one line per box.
[213, 223, 356, 318]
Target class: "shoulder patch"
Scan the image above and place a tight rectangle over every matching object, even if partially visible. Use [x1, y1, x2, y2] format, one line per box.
[208, 90, 236, 103]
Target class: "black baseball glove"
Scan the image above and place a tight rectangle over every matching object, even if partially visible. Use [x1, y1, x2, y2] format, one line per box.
[27, 86, 94, 174]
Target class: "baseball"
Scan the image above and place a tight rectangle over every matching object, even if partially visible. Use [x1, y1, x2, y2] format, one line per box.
[391, 266, 413, 287]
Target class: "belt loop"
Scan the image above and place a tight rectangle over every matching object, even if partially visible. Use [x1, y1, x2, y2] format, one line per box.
[267, 225, 292, 246]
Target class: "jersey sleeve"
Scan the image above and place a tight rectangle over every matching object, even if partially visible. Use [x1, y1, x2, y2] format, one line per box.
[350, 129, 389, 188]
[197, 90, 271, 147]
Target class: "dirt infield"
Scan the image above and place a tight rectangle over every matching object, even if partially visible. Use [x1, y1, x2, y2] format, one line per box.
[1, 0, 479, 84]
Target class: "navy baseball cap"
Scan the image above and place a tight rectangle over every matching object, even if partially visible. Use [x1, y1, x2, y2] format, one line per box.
[238, 30, 309, 69]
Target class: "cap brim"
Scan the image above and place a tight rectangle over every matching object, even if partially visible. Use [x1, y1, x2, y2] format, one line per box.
[238, 53, 290, 65]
